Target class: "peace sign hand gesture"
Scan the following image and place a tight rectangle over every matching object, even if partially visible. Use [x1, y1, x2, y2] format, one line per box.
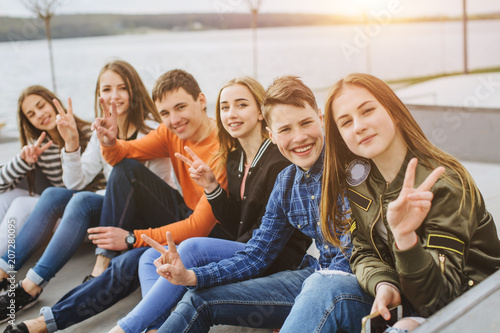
[387, 158, 445, 250]
[141, 232, 198, 286]
[175, 146, 218, 193]
[20, 131, 53, 165]
[91, 97, 118, 147]
[54, 98, 79, 152]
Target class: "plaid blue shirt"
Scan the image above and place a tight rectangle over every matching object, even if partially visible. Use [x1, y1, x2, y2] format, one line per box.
[192, 149, 352, 289]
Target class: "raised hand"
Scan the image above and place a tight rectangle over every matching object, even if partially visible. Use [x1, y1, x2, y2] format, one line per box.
[87, 226, 129, 251]
[91, 97, 118, 147]
[20, 131, 52, 164]
[141, 232, 198, 286]
[54, 98, 79, 152]
[175, 146, 218, 193]
[387, 158, 446, 250]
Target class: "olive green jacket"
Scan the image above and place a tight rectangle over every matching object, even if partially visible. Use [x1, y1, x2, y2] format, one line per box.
[348, 152, 500, 317]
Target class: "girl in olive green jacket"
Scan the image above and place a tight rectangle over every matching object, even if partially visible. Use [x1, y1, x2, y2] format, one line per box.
[321, 73, 500, 330]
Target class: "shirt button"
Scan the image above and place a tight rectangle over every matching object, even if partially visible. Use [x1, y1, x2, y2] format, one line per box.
[311, 195, 315, 200]
[324, 245, 328, 249]
[248, 171, 252, 175]
[298, 224, 301, 229]
[317, 222, 320, 226]
[240, 221, 243, 224]
[238, 174, 242, 178]
[243, 196, 247, 200]
[468, 280, 474, 287]
[305, 174, 310, 178]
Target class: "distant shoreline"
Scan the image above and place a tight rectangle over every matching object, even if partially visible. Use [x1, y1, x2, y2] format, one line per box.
[1, 12, 499, 43]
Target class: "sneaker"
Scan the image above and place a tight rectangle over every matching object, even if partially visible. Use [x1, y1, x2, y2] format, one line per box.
[3, 322, 28, 333]
[0, 282, 41, 323]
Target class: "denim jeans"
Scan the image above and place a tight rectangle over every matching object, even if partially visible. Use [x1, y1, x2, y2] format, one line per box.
[31, 190, 104, 285]
[158, 269, 373, 333]
[0, 187, 75, 275]
[40, 247, 149, 332]
[98, 159, 185, 258]
[118, 237, 246, 333]
[0, 188, 104, 286]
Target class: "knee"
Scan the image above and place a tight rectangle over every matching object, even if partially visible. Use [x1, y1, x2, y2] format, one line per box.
[40, 187, 69, 201]
[111, 159, 142, 176]
[66, 192, 101, 211]
[177, 238, 204, 266]
[139, 247, 162, 267]
[300, 273, 360, 303]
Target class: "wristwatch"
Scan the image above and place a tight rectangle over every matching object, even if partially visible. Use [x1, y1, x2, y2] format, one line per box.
[125, 232, 136, 250]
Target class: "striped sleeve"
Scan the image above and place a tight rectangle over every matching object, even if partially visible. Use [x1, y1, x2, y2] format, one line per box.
[0, 153, 34, 193]
[36, 143, 64, 187]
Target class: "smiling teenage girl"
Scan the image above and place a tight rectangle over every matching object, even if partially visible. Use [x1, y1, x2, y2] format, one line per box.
[107, 76, 310, 333]
[321, 73, 500, 331]
[0, 86, 92, 257]
[0, 60, 174, 323]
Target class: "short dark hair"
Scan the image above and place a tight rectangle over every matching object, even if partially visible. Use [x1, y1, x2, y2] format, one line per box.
[152, 69, 202, 103]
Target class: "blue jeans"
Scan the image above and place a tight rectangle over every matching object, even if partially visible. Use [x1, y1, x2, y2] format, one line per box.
[0, 188, 104, 286]
[30, 190, 104, 285]
[158, 269, 373, 333]
[118, 237, 246, 333]
[98, 159, 185, 258]
[40, 247, 149, 332]
[0, 187, 75, 275]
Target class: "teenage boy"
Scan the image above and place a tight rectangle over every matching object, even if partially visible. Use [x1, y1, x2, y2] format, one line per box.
[150, 76, 374, 332]
[3, 69, 227, 333]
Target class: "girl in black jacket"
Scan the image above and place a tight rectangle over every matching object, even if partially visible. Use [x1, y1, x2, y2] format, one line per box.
[106, 77, 311, 333]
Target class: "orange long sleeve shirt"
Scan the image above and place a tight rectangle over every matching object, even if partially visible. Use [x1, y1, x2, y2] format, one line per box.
[100, 122, 227, 247]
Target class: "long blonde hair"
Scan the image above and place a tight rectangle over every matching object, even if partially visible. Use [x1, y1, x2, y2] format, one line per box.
[213, 77, 267, 172]
[321, 73, 480, 247]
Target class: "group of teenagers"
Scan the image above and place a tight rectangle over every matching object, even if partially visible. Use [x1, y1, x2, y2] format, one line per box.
[0, 58, 499, 333]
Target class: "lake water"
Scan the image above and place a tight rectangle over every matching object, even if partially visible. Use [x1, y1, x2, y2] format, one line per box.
[1, 20, 500, 140]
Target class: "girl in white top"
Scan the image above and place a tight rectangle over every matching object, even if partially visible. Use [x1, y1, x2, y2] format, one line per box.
[0, 85, 94, 254]
[0, 60, 176, 314]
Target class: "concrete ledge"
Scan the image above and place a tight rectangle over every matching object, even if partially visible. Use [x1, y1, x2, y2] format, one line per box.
[414, 269, 500, 333]
[407, 104, 500, 163]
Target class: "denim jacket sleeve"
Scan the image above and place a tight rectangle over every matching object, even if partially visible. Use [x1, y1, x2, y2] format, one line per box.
[191, 174, 295, 289]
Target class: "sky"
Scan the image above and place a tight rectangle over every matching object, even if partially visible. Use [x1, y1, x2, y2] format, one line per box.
[1, 0, 500, 18]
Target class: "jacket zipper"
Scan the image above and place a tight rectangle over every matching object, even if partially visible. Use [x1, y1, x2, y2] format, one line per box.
[369, 195, 387, 264]
[439, 253, 446, 274]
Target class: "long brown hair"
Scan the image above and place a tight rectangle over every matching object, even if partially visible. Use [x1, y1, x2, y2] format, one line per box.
[321, 73, 480, 247]
[214, 77, 267, 172]
[17, 85, 90, 193]
[94, 60, 161, 136]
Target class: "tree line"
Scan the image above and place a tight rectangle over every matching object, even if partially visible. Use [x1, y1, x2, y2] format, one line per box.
[1, 12, 498, 43]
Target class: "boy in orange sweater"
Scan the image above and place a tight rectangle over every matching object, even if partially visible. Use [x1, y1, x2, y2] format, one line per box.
[6, 69, 227, 333]
[86, 68, 227, 277]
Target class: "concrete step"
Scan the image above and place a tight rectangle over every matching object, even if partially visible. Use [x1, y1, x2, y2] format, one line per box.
[414, 269, 500, 332]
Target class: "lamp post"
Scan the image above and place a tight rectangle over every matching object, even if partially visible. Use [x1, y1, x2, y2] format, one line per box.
[247, 0, 262, 79]
[462, 0, 468, 74]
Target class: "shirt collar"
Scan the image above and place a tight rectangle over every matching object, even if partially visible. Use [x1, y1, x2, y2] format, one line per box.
[238, 138, 272, 173]
[293, 144, 325, 184]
